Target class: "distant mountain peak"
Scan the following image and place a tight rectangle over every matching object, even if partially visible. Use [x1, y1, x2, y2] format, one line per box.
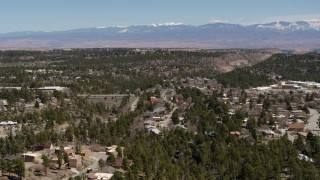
[95, 25, 128, 29]
[150, 22, 184, 27]
[255, 20, 320, 31]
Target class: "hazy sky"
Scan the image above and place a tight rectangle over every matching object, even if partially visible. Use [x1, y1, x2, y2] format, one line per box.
[0, 0, 319, 33]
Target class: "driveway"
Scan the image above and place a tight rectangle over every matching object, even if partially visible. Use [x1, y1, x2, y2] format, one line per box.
[81, 152, 108, 173]
[62, 152, 108, 180]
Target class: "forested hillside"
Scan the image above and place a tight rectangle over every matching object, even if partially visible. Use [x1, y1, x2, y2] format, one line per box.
[2, 87, 320, 179]
[123, 88, 320, 179]
[216, 52, 320, 88]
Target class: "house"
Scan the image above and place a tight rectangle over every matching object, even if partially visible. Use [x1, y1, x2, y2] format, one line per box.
[113, 158, 123, 169]
[178, 102, 189, 110]
[261, 129, 275, 137]
[81, 149, 92, 159]
[150, 128, 161, 135]
[69, 155, 82, 168]
[28, 141, 54, 151]
[145, 125, 161, 135]
[150, 97, 157, 104]
[298, 154, 314, 162]
[0, 87, 21, 90]
[175, 124, 188, 131]
[144, 112, 154, 118]
[50, 157, 62, 169]
[55, 146, 74, 156]
[31, 86, 67, 92]
[298, 131, 309, 139]
[87, 173, 114, 180]
[29, 144, 45, 151]
[106, 145, 119, 158]
[111, 157, 133, 169]
[291, 110, 303, 114]
[143, 120, 156, 126]
[288, 123, 305, 132]
[204, 130, 215, 137]
[152, 116, 163, 122]
[233, 97, 239, 104]
[43, 141, 54, 150]
[230, 131, 241, 137]
[65, 147, 74, 156]
[22, 152, 42, 162]
[174, 94, 183, 103]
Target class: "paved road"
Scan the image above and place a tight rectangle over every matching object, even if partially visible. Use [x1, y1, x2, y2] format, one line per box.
[130, 97, 139, 112]
[160, 106, 178, 128]
[70, 168, 80, 176]
[306, 108, 320, 136]
[159, 89, 177, 128]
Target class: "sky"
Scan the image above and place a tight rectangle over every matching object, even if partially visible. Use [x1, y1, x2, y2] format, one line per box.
[0, 0, 319, 33]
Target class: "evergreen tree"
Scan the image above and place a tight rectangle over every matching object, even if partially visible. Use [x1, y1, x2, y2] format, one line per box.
[41, 154, 50, 176]
[13, 158, 25, 179]
[98, 159, 106, 171]
[172, 110, 179, 124]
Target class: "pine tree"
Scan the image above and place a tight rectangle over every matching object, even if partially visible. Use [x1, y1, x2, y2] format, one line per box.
[172, 110, 179, 124]
[41, 154, 50, 176]
[98, 159, 106, 171]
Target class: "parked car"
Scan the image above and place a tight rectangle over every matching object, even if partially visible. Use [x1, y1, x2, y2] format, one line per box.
[86, 168, 93, 173]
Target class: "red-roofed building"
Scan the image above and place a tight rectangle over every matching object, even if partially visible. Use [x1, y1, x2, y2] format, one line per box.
[288, 123, 305, 132]
[150, 97, 157, 104]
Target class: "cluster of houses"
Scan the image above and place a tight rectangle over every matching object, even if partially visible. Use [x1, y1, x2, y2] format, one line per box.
[105, 145, 131, 169]
[0, 86, 69, 113]
[2, 142, 132, 180]
[86, 145, 132, 180]
[180, 77, 220, 95]
[143, 96, 169, 134]
[21, 142, 92, 171]
[254, 81, 320, 91]
[33, 144, 126, 176]
[176, 77, 320, 142]
[242, 84, 320, 141]
[142, 87, 193, 135]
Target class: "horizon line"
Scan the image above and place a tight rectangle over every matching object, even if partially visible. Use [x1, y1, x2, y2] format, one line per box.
[1, 19, 319, 34]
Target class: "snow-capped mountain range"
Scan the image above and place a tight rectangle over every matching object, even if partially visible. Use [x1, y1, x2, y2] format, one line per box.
[254, 20, 320, 31]
[0, 21, 320, 49]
